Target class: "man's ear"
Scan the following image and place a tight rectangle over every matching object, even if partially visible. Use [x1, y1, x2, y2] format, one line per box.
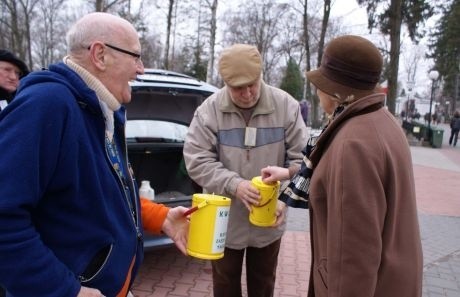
[88, 42, 107, 71]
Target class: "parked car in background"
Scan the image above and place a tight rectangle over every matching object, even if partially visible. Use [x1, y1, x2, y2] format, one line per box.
[125, 69, 218, 250]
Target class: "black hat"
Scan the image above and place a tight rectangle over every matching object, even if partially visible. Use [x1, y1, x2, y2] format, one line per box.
[0, 49, 30, 78]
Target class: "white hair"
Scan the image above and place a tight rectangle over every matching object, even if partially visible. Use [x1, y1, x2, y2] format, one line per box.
[65, 12, 134, 54]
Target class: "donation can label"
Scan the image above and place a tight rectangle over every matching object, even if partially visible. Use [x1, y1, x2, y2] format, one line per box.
[212, 206, 230, 253]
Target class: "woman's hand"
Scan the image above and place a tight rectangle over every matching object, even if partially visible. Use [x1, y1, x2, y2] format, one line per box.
[261, 166, 289, 184]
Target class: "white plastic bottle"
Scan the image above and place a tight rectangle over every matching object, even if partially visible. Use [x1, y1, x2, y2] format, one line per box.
[139, 180, 155, 201]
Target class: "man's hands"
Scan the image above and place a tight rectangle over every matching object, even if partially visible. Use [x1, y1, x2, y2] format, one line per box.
[272, 200, 287, 227]
[235, 180, 260, 211]
[162, 206, 190, 255]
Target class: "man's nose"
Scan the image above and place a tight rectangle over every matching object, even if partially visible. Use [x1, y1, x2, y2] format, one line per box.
[241, 86, 251, 97]
[8, 70, 20, 80]
[136, 59, 144, 74]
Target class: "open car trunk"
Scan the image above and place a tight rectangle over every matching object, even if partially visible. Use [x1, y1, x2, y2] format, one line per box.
[125, 71, 217, 250]
[126, 90, 205, 204]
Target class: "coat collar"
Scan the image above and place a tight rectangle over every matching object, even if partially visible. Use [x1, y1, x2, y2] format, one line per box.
[0, 86, 13, 102]
[310, 93, 385, 167]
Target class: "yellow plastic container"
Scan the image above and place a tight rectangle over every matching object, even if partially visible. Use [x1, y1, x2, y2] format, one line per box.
[249, 176, 280, 227]
[187, 193, 231, 260]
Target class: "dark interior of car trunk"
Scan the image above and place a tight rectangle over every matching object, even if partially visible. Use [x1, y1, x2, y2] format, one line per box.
[128, 145, 200, 204]
[125, 87, 210, 206]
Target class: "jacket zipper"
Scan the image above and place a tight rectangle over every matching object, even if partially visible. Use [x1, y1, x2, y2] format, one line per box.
[78, 245, 114, 283]
[119, 113, 142, 241]
[104, 114, 142, 241]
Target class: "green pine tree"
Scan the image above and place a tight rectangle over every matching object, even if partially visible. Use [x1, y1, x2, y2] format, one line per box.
[428, 0, 460, 106]
[280, 57, 304, 101]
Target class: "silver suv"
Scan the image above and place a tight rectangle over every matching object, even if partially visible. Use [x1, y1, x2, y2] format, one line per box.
[125, 69, 218, 250]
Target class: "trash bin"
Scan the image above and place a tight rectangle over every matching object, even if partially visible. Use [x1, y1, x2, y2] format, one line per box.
[430, 127, 444, 148]
[402, 120, 412, 133]
[411, 120, 427, 141]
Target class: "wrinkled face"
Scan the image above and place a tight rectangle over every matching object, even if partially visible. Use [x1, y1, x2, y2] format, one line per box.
[99, 33, 144, 104]
[227, 79, 261, 109]
[0, 61, 21, 93]
[317, 88, 338, 115]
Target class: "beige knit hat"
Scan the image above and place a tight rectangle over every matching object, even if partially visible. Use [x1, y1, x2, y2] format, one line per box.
[218, 44, 262, 87]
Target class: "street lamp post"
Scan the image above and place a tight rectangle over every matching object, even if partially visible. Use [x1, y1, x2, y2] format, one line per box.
[445, 101, 450, 120]
[428, 70, 439, 141]
[406, 81, 414, 121]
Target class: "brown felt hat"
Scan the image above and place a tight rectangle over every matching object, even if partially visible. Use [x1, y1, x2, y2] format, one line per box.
[306, 35, 383, 101]
[218, 44, 262, 87]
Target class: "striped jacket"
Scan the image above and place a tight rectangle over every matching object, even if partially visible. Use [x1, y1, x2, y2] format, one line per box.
[183, 81, 308, 249]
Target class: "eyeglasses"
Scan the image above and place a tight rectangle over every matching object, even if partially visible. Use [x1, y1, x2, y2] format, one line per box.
[104, 43, 141, 60]
[87, 42, 141, 62]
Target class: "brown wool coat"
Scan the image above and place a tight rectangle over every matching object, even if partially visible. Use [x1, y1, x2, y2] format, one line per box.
[307, 94, 423, 297]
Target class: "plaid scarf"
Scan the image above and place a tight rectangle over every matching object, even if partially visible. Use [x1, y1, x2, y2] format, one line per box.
[278, 105, 345, 209]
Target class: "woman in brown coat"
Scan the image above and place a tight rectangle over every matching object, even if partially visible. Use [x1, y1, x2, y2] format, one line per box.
[261, 35, 423, 297]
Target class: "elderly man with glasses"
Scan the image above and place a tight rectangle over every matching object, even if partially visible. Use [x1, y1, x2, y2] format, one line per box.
[0, 12, 189, 297]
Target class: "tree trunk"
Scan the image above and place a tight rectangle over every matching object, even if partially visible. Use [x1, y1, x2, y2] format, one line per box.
[206, 0, 217, 84]
[310, 0, 331, 128]
[303, 0, 314, 126]
[387, 0, 403, 115]
[164, 0, 174, 70]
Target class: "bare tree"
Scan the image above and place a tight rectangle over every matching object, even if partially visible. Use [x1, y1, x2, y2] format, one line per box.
[221, 0, 290, 84]
[89, 0, 129, 12]
[316, 0, 331, 64]
[33, 0, 68, 69]
[204, 0, 218, 84]
[302, 0, 312, 104]
[0, 0, 40, 69]
[291, 0, 332, 127]
[163, 0, 174, 69]
[403, 41, 425, 86]
[0, 1, 22, 52]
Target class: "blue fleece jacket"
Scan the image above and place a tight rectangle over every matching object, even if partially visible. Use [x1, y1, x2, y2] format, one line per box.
[0, 62, 143, 296]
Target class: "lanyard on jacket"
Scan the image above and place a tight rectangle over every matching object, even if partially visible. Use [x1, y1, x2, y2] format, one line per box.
[105, 134, 136, 219]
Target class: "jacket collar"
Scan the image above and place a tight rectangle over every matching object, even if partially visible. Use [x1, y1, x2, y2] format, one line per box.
[63, 56, 122, 140]
[0, 86, 13, 102]
[310, 93, 385, 167]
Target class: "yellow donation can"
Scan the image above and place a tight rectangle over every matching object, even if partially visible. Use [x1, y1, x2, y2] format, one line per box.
[249, 176, 280, 227]
[187, 193, 231, 260]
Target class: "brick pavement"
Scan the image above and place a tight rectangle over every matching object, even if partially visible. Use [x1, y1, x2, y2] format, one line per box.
[132, 123, 460, 297]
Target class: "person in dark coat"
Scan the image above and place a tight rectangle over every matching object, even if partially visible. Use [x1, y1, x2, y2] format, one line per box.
[0, 49, 29, 111]
[449, 110, 460, 146]
[0, 49, 29, 297]
[261, 35, 422, 297]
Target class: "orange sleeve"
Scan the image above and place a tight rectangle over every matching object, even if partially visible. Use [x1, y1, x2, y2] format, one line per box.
[140, 198, 170, 234]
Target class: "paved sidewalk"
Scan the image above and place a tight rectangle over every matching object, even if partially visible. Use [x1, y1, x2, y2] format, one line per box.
[132, 125, 460, 297]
